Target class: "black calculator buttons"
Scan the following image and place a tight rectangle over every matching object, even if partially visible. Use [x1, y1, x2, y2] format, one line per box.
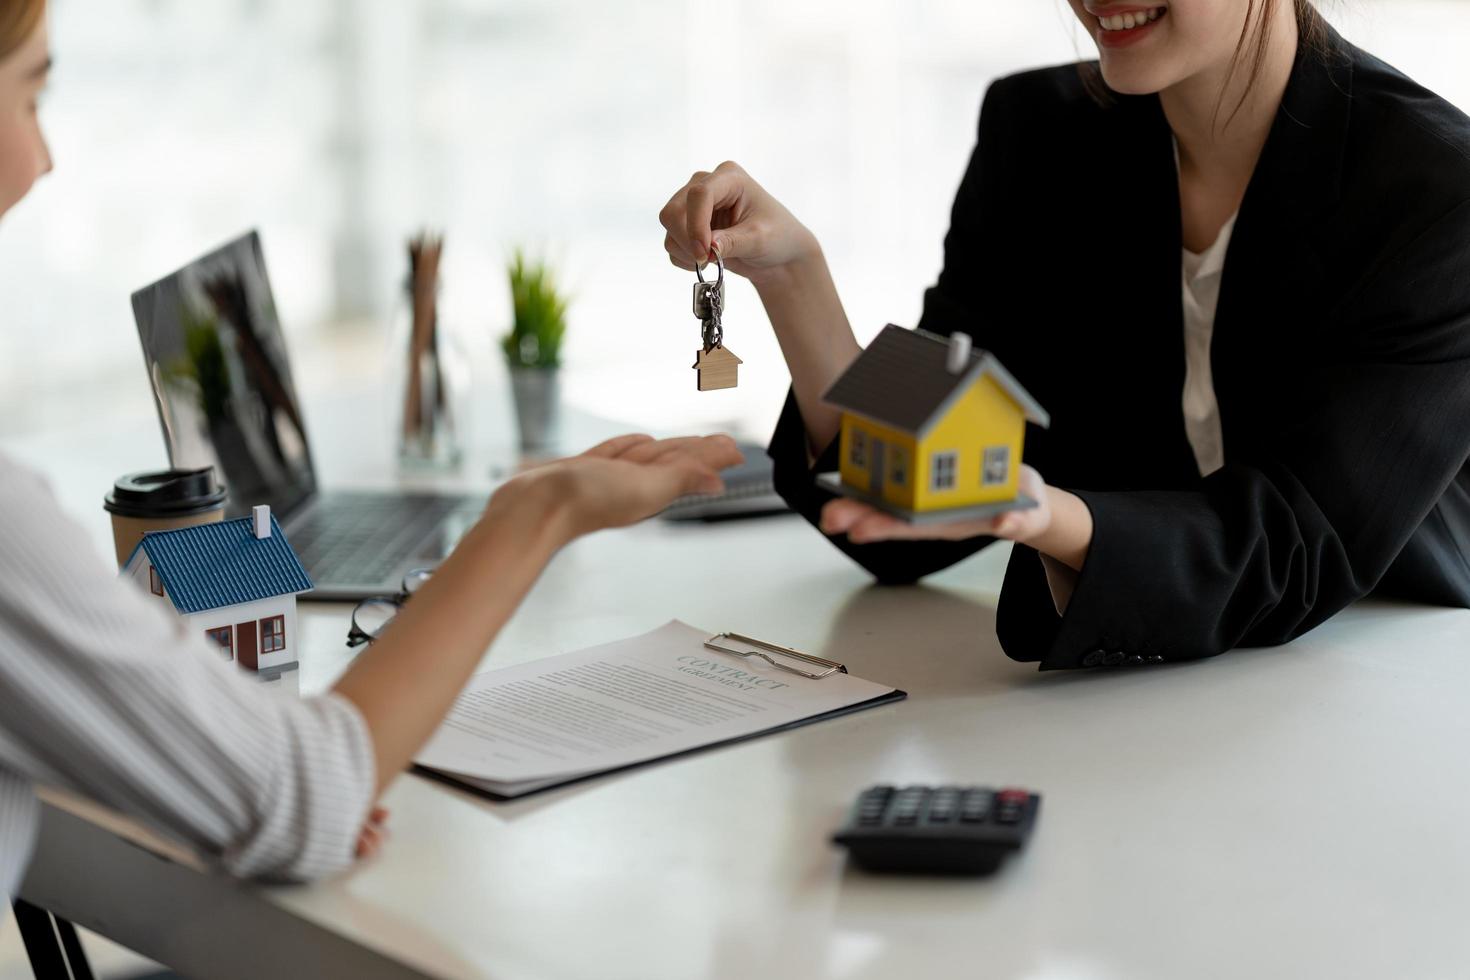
[834, 784, 1041, 875]
[928, 786, 961, 822]
[857, 786, 893, 826]
[960, 789, 993, 823]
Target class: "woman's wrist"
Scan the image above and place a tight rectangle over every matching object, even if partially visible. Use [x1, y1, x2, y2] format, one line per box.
[1026, 486, 1094, 572]
[479, 474, 579, 555]
[745, 227, 824, 295]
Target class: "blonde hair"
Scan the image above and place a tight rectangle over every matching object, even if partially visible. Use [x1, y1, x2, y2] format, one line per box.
[0, 0, 45, 60]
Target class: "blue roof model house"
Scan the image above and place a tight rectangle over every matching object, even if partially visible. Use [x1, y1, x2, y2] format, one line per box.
[122, 505, 313, 674]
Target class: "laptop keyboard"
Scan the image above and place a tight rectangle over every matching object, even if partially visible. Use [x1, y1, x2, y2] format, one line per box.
[289, 492, 480, 588]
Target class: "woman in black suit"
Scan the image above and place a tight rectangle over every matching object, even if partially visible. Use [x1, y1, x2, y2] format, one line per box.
[659, 0, 1470, 669]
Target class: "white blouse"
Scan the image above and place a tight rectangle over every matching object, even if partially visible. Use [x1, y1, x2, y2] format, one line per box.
[1181, 211, 1236, 477]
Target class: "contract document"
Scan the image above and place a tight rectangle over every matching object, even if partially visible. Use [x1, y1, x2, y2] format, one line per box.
[413, 620, 905, 798]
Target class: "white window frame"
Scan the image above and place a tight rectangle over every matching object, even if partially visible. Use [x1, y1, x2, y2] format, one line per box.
[849, 428, 868, 468]
[982, 445, 1011, 486]
[930, 450, 959, 491]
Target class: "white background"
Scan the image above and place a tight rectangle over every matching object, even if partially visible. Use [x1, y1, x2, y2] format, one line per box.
[4, 2, 1470, 974]
[4, 0, 1470, 451]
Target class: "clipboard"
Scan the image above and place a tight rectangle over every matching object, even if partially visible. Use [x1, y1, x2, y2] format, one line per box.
[411, 623, 907, 801]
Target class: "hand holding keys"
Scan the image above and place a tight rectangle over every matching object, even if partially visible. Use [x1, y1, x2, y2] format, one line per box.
[691, 245, 742, 391]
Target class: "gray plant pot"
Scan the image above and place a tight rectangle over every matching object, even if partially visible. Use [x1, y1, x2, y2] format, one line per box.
[509, 366, 561, 453]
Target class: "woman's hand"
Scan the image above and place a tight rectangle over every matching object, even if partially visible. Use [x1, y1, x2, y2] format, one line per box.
[355, 806, 389, 860]
[489, 434, 745, 544]
[819, 465, 1095, 571]
[659, 161, 819, 284]
[333, 433, 743, 800]
[660, 162, 858, 452]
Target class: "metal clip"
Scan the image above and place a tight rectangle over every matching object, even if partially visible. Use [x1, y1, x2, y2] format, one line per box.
[703, 631, 847, 680]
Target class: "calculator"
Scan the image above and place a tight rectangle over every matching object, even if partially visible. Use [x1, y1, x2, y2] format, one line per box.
[832, 784, 1041, 875]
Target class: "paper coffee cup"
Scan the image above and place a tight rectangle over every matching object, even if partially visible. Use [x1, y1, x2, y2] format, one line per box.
[103, 467, 228, 567]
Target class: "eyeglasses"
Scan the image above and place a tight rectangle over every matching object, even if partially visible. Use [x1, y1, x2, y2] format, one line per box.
[346, 568, 434, 647]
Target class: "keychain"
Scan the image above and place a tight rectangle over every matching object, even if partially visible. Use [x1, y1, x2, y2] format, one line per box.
[691, 245, 743, 391]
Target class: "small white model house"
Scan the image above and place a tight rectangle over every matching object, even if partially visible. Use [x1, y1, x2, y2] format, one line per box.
[122, 505, 314, 674]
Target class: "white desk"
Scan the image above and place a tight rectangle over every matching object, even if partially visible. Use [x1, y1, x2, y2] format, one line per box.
[12, 399, 1470, 979]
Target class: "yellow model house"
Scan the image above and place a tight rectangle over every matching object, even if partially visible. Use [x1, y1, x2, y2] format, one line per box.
[817, 325, 1050, 523]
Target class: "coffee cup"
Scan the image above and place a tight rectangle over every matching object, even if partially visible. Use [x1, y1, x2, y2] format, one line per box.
[104, 467, 228, 567]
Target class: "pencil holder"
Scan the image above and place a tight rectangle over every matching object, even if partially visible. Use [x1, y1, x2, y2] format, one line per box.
[392, 279, 466, 469]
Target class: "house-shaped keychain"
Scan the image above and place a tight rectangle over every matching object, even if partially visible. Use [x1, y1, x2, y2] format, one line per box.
[816, 325, 1050, 523]
[693, 345, 743, 391]
[121, 505, 314, 675]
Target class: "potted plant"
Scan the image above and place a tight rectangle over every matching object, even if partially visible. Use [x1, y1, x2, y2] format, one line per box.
[502, 250, 569, 453]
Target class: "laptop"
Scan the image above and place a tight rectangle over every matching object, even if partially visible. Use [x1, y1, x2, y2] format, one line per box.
[130, 230, 485, 601]
[658, 443, 789, 521]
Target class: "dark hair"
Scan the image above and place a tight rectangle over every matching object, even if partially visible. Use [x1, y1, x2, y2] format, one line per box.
[0, 0, 45, 61]
[1081, 0, 1330, 125]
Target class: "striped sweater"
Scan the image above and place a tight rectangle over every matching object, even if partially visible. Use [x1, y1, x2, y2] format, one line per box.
[0, 451, 375, 906]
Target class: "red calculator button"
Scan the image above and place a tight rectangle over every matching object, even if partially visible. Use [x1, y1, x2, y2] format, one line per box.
[997, 788, 1030, 805]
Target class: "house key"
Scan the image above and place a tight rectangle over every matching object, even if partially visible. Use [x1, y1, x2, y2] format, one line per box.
[691, 245, 742, 391]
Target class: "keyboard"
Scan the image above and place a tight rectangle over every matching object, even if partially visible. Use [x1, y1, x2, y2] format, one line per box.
[660, 441, 790, 521]
[288, 491, 483, 593]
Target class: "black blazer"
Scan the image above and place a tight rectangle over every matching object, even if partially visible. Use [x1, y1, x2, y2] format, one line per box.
[769, 27, 1470, 670]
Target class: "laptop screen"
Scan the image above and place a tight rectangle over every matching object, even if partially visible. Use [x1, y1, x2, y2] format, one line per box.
[131, 230, 317, 519]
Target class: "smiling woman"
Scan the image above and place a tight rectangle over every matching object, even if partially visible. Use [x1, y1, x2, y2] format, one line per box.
[1077, 0, 1328, 122]
[660, 0, 1470, 671]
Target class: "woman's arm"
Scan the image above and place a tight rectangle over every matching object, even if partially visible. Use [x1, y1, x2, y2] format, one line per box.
[660, 162, 861, 452]
[0, 458, 376, 881]
[333, 434, 740, 796]
[0, 435, 739, 879]
[749, 249, 860, 452]
[759, 76, 1026, 585]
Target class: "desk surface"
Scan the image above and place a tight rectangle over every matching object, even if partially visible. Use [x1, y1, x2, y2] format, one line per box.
[13, 397, 1470, 980]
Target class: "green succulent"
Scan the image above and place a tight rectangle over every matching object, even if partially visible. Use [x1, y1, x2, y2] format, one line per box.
[502, 250, 568, 369]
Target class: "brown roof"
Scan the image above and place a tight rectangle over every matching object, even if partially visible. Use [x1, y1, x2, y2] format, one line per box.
[822, 325, 1049, 435]
[692, 346, 743, 368]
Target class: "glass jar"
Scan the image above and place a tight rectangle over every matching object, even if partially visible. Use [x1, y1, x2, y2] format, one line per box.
[390, 281, 466, 469]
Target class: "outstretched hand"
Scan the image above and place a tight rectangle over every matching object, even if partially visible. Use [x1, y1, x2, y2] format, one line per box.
[819, 465, 1091, 572]
[489, 434, 746, 543]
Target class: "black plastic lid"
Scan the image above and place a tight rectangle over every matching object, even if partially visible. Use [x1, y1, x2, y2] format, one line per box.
[103, 467, 228, 518]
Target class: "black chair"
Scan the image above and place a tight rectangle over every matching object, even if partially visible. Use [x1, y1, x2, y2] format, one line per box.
[10, 900, 94, 980]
